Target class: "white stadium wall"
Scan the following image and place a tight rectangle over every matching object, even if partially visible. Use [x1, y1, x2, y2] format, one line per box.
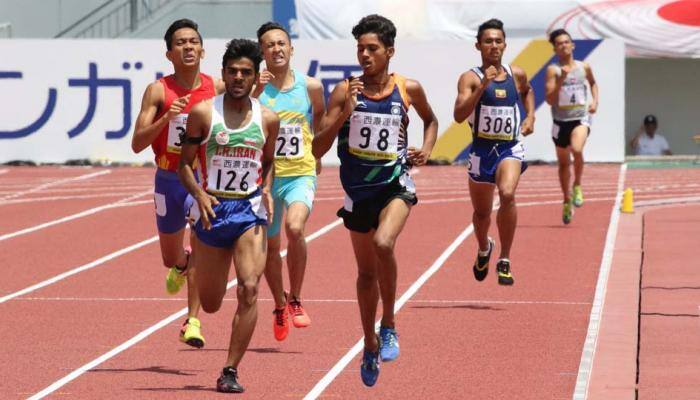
[0, 39, 624, 164]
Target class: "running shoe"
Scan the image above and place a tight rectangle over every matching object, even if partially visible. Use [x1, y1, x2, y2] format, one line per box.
[360, 348, 380, 387]
[472, 237, 495, 281]
[288, 298, 311, 328]
[573, 185, 584, 207]
[272, 305, 289, 341]
[165, 248, 190, 295]
[379, 326, 400, 362]
[496, 259, 514, 286]
[216, 366, 245, 393]
[179, 317, 205, 348]
[562, 200, 574, 225]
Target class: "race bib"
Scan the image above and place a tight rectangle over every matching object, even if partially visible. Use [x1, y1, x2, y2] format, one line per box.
[348, 111, 401, 160]
[207, 153, 260, 197]
[167, 114, 187, 153]
[477, 105, 516, 140]
[275, 123, 304, 159]
[558, 83, 586, 109]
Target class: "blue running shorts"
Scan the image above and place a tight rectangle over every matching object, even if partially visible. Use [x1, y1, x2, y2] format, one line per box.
[467, 141, 528, 184]
[154, 168, 193, 234]
[268, 175, 316, 237]
[186, 189, 268, 248]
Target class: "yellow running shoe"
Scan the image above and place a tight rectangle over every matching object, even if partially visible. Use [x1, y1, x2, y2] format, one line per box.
[573, 185, 584, 207]
[563, 200, 574, 225]
[180, 317, 205, 348]
[165, 249, 190, 295]
[165, 266, 186, 295]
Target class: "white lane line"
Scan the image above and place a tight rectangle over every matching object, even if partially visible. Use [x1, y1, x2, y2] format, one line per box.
[635, 196, 700, 207]
[0, 190, 151, 242]
[304, 223, 475, 399]
[0, 192, 149, 205]
[0, 169, 8, 175]
[0, 170, 111, 201]
[572, 163, 626, 400]
[27, 218, 343, 400]
[0, 236, 159, 304]
[13, 296, 591, 306]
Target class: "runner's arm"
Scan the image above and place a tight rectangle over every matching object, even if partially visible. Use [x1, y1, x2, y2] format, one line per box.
[514, 66, 535, 136]
[406, 79, 438, 165]
[131, 82, 167, 153]
[584, 62, 599, 114]
[307, 77, 326, 173]
[178, 100, 210, 199]
[453, 71, 484, 123]
[261, 107, 280, 192]
[312, 78, 362, 159]
[261, 107, 280, 222]
[544, 65, 563, 106]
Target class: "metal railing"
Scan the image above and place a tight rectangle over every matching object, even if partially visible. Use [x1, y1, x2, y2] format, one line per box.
[55, 0, 172, 38]
[0, 22, 12, 38]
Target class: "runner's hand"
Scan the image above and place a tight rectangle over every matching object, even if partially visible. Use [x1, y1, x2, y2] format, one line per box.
[481, 65, 499, 87]
[559, 65, 571, 80]
[343, 76, 364, 115]
[408, 146, 430, 166]
[196, 193, 219, 230]
[166, 94, 191, 120]
[252, 70, 275, 97]
[521, 115, 535, 136]
[262, 188, 274, 224]
[588, 100, 598, 114]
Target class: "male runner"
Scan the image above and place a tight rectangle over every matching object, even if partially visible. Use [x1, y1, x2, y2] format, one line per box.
[254, 21, 326, 341]
[178, 38, 278, 394]
[314, 14, 438, 387]
[453, 18, 535, 286]
[132, 18, 223, 347]
[545, 28, 599, 224]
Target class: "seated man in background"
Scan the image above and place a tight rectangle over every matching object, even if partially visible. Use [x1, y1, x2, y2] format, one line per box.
[630, 114, 672, 155]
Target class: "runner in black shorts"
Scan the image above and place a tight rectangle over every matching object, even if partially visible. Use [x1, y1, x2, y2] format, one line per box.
[545, 29, 599, 224]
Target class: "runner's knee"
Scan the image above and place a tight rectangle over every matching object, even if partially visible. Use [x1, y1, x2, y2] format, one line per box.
[285, 220, 305, 242]
[237, 279, 259, 307]
[201, 295, 223, 313]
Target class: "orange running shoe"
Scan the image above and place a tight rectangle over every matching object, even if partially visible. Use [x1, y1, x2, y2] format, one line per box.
[288, 298, 311, 328]
[272, 305, 289, 341]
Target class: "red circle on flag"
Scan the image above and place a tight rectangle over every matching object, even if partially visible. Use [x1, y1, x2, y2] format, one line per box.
[658, 0, 700, 27]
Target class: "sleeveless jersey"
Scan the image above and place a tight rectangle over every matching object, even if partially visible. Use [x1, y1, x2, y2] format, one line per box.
[338, 73, 411, 202]
[201, 95, 266, 199]
[258, 69, 315, 177]
[551, 60, 588, 121]
[468, 64, 522, 146]
[152, 73, 215, 171]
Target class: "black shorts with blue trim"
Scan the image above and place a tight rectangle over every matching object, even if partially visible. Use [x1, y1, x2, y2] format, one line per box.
[337, 179, 417, 233]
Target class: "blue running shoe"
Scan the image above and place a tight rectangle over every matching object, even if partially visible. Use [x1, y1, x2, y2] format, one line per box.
[379, 326, 400, 362]
[360, 349, 380, 387]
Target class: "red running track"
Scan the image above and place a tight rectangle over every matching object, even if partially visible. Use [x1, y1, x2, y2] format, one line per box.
[0, 164, 693, 399]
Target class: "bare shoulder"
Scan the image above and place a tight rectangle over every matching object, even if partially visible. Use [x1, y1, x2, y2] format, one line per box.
[214, 78, 226, 95]
[404, 77, 423, 92]
[143, 80, 165, 105]
[510, 64, 528, 80]
[189, 98, 213, 118]
[260, 104, 280, 123]
[305, 76, 323, 91]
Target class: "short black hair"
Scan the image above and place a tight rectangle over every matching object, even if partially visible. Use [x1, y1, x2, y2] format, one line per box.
[222, 38, 263, 71]
[476, 18, 505, 42]
[549, 28, 571, 45]
[164, 19, 202, 51]
[351, 14, 396, 47]
[256, 21, 290, 42]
